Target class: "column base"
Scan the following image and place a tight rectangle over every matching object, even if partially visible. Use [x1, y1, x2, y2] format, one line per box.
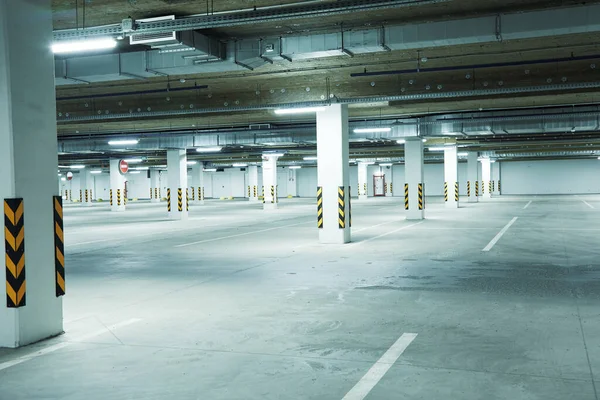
[468, 197, 479, 203]
[249, 198, 260, 202]
[319, 229, 351, 244]
[82, 202, 93, 207]
[194, 200, 205, 205]
[445, 202, 459, 208]
[406, 210, 424, 220]
[358, 195, 368, 201]
[263, 203, 278, 210]
[111, 206, 126, 212]
[151, 199, 161, 203]
[169, 211, 189, 220]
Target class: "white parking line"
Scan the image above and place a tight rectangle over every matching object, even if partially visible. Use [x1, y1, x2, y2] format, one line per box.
[175, 221, 312, 248]
[523, 201, 532, 209]
[583, 200, 595, 209]
[482, 217, 518, 252]
[352, 219, 399, 233]
[351, 221, 424, 246]
[341, 333, 417, 400]
[0, 318, 141, 371]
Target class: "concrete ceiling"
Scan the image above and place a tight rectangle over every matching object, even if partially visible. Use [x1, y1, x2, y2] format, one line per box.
[51, 0, 600, 164]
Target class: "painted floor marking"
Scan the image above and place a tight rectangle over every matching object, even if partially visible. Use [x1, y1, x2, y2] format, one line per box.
[482, 217, 518, 252]
[175, 221, 312, 248]
[351, 221, 424, 247]
[523, 201, 532, 209]
[341, 333, 418, 400]
[352, 219, 399, 233]
[583, 200, 595, 209]
[0, 318, 141, 371]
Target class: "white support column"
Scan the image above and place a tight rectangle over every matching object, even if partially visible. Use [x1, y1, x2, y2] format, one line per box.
[444, 146, 459, 208]
[150, 169, 160, 203]
[385, 166, 393, 197]
[262, 156, 279, 210]
[79, 170, 93, 207]
[167, 150, 189, 219]
[109, 159, 126, 212]
[358, 162, 368, 200]
[288, 168, 298, 197]
[492, 161, 501, 195]
[0, 0, 63, 347]
[405, 138, 425, 220]
[317, 104, 351, 244]
[467, 152, 479, 203]
[191, 163, 205, 205]
[481, 158, 492, 199]
[248, 166, 259, 202]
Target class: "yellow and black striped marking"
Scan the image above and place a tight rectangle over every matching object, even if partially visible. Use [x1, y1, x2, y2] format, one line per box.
[467, 181, 471, 197]
[455, 182, 459, 202]
[110, 189, 113, 206]
[90, 190, 93, 201]
[390, 183, 393, 194]
[404, 183, 409, 210]
[85, 189, 89, 203]
[150, 188, 153, 199]
[186, 188, 189, 211]
[117, 189, 122, 206]
[262, 186, 265, 204]
[488, 181, 492, 194]
[201, 187, 205, 201]
[338, 186, 346, 229]
[53, 196, 65, 297]
[498, 180, 501, 193]
[155, 188, 158, 199]
[247, 185, 251, 198]
[475, 181, 479, 197]
[270, 185, 275, 204]
[363, 183, 367, 196]
[167, 188, 171, 212]
[79, 190, 82, 203]
[444, 182, 448, 202]
[253, 185, 257, 198]
[492, 180, 495, 192]
[317, 186, 323, 229]
[191, 187, 195, 201]
[178, 188, 183, 212]
[481, 181, 485, 194]
[124, 194, 127, 205]
[349, 186, 352, 227]
[418, 183, 424, 210]
[5, 198, 25, 308]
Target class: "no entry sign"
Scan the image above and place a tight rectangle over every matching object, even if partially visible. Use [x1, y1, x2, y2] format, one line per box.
[119, 160, 129, 175]
[66, 172, 73, 181]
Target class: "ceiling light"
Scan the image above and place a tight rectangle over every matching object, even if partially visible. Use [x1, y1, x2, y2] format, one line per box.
[427, 147, 446, 151]
[458, 152, 469, 157]
[108, 139, 139, 146]
[422, 138, 427, 142]
[52, 37, 117, 54]
[70, 165, 85, 169]
[380, 163, 393, 166]
[187, 161, 197, 165]
[125, 158, 143, 163]
[232, 163, 248, 167]
[134, 167, 149, 170]
[129, 171, 142, 174]
[58, 165, 69, 168]
[396, 139, 405, 144]
[90, 170, 103, 174]
[353, 127, 392, 133]
[274, 106, 327, 115]
[289, 166, 302, 169]
[303, 156, 318, 161]
[57, 173, 62, 176]
[444, 143, 455, 146]
[204, 168, 217, 172]
[61, 177, 66, 181]
[263, 153, 284, 158]
[196, 146, 222, 153]
[490, 160, 497, 163]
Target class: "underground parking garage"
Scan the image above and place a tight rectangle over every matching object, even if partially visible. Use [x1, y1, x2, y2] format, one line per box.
[1, 0, 600, 398]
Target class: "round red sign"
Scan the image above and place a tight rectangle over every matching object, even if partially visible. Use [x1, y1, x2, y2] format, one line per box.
[119, 160, 129, 174]
[66, 172, 73, 181]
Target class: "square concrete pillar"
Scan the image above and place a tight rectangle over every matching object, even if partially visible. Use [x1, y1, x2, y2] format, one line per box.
[405, 138, 424, 220]
[444, 146, 459, 208]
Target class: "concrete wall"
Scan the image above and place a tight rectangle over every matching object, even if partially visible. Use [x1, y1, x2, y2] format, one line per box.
[501, 159, 600, 194]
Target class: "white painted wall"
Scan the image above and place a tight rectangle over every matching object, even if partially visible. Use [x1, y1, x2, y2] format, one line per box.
[501, 159, 600, 194]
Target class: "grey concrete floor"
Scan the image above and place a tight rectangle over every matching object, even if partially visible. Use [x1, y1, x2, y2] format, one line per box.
[0, 195, 599, 399]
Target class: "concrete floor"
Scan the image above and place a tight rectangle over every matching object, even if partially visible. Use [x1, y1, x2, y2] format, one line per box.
[0, 195, 599, 399]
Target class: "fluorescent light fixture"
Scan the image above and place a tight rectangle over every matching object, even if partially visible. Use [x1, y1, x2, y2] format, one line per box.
[353, 127, 392, 133]
[422, 138, 427, 142]
[196, 146, 222, 153]
[90, 170, 103, 174]
[491, 160, 497, 163]
[108, 139, 139, 146]
[274, 106, 327, 115]
[263, 153, 284, 158]
[458, 152, 469, 157]
[203, 168, 217, 172]
[444, 143, 456, 146]
[70, 165, 85, 169]
[61, 177, 66, 182]
[129, 171, 142, 174]
[427, 147, 446, 151]
[134, 167, 149, 170]
[57, 173, 62, 176]
[303, 156, 318, 161]
[379, 163, 393, 166]
[232, 163, 248, 167]
[58, 165, 69, 168]
[289, 166, 302, 169]
[52, 38, 117, 54]
[360, 161, 376, 165]
[125, 158, 143, 163]
[397, 139, 406, 144]
[187, 161, 197, 165]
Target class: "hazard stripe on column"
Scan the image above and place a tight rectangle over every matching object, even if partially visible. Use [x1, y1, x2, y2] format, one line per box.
[155, 188, 158, 199]
[117, 189, 122, 206]
[4, 198, 25, 308]
[404, 184, 409, 210]
[317, 186, 323, 228]
[475, 181, 479, 196]
[110, 189, 113, 206]
[186, 188, 189, 211]
[167, 189, 171, 212]
[455, 182, 459, 202]
[444, 182, 448, 202]
[178, 188, 183, 212]
[467, 181, 471, 197]
[418, 183, 424, 210]
[338, 186, 346, 229]
[53, 196, 65, 297]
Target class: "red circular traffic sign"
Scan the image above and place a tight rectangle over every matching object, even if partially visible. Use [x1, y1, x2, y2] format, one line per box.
[66, 172, 73, 181]
[119, 160, 129, 175]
